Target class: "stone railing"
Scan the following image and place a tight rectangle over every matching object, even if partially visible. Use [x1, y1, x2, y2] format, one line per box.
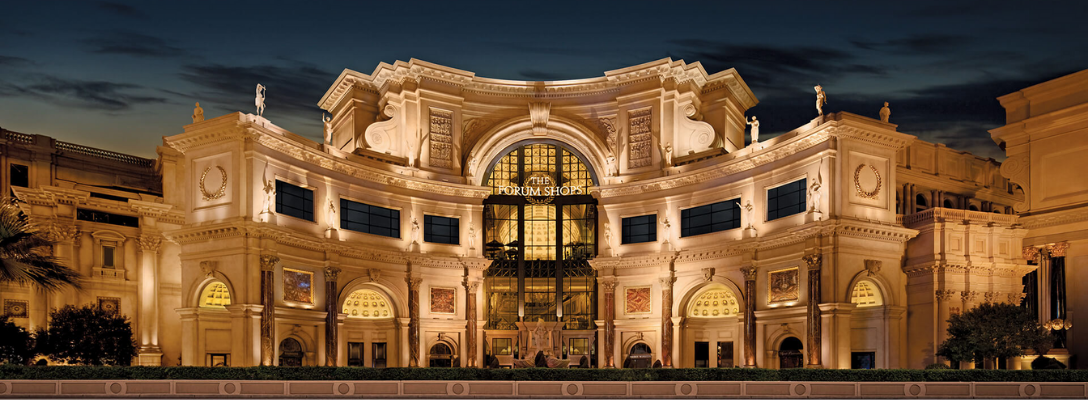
[91, 267, 125, 281]
[0, 379, 1083, 398]
[901, 207, 1020, 227]
[4, 130, 33, 144]
[55, 141, 155, 168]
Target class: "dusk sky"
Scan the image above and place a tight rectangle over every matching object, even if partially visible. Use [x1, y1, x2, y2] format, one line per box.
[2, 1, 1086, 160]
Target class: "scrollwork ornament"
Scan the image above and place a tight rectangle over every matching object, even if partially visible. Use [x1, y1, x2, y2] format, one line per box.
[853, 164, 882, 199]
[200, 166, 228, 201]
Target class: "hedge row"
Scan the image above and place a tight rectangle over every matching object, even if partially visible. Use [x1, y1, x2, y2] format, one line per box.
[1, 366, 1086, 382]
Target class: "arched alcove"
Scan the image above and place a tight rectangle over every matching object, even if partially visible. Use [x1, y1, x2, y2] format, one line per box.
[342, 289, 393, 319]
[199, 281, 232, 308]
[850, 280, 884, 308]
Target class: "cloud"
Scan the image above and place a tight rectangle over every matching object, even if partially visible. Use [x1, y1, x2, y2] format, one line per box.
[0, 55, 33, 68]
[95, 1, 146, 18]
[667, 40, 888, 97]
[178, 61, 336, 120]
[84, 31, 187, 58]
[0, 74, 168, 111]
[850, 34, 973, 54]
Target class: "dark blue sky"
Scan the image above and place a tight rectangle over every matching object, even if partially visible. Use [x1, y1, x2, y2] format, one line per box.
[2, 1, 1086, 159]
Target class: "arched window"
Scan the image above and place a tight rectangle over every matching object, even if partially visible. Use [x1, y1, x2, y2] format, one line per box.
[429, 343, 453, 368]
[943, 199, 954, 209]
[968, 204, 979, 211]
[342, 289, 393, 319]
[482, 141, 598, 331]
[850, 280, 884, 308]
[199, 281, 231, 308]
[688, 288, 740, 317]
[915, 194, 928, 213]
[778, 337, 803, 369]
[625, 343, 652, 368]
[279, 338, 304, 367]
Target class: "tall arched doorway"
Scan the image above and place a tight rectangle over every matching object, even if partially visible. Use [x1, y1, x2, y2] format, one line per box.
[625, 343, 653, 368]
[482, 141, 599, 361]
[682, 285, 741, 368]
[429, 343, 454, 367]
[778, 337, 803, 369]
[341, 288, 396, 367]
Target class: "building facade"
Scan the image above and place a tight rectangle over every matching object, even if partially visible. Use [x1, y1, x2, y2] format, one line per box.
[0, 59, 1082, 369]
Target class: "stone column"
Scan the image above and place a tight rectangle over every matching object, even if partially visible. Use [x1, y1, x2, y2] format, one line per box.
[259, 254, 279, 366]
[324, 267, 341, 366]
[741, 265, 758, 367]
[49, 223, 80, 307]
[136, 233, 163, 366]
[935, 289, 955, 362]
[406, 276, 422, 367]
[464, 279, 480, 367]
[660, 275, 676, 367]
[601, 278, 617, 368]
[803, 254, 822, 368]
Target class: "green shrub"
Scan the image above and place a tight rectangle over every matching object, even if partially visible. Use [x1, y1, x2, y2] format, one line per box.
[0, 316, 35, 365]
[0, 365, 1086, 381]
[924, 363, 950, 370]
[36, 305, 137, 366]
[1032, 356, 1067, 370]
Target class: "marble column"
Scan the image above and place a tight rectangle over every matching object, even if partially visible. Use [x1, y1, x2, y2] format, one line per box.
[406, 276, 422, 367]
[601, 278, 617, 368]
[136, 233, 163, 365]
[324, 267, 341, 366]
[464, 279, 480, 367]
[803, 254, 822, 368]
[741, 265, 757, 367]
[259, 254, 279, 366]
[660, 275, 676, 367]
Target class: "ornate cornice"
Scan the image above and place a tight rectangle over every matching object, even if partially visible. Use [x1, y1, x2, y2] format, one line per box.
[1020, 207, 1088, 230]
[589, 252, 677, 270]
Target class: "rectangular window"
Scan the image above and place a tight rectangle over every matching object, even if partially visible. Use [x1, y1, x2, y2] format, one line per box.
[694, 341, 709, 368]
[569, 338, 589, 356]
[493, 338, 512, 355]
[851, 351, 875, 369]
[767, 179, 807, 221]
[340, 199, 400, 238]
[102, 246, 116, 268]
[348, 342, 364, 366]
[681, 199, 741, 237]
[275, 180, 314, 221]
[207, 353, 230, 367]
[9, 164, 28, 188]
[76, 209, 140, 227]
[718, 341, 734, 368]
[424, 215, 459, 245]
[621, 214, 656, 244]
[372, 342, 387, 368]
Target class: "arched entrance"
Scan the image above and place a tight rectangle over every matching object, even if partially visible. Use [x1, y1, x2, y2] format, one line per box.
[279, 338, 304, 367]
[682, 285, 741, 368]
[481, 141, 599, 361]
[429, 343, 454, 367]
[778, 337, 803, 369]
[625, 343, 653, 368]
[341, 287, 397, 367]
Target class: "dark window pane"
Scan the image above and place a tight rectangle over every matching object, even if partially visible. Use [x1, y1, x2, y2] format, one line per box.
[341, 198, 400, 238]
[681, 199, 741, 238]
[76, 209, 140, 227]
[424, 215, 459, 245]
[767, 179, 806, 221]
[275, 180, 314, 221]
[621, 214, 657, 244]
[9, 164, 29, 188]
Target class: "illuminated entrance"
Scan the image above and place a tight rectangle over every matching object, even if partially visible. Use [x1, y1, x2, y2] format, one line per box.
[482, 141, 598, 341]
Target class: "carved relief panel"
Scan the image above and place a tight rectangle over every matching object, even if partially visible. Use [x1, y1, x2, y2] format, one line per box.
[428, 108, 454, 169]
[282, 268, 314, 304]
[768, 268, 799, 303]
[847, 151, 890, 211]
[625, 286, 651, 314]
[192, 153, 233, 209]
[627, 108, 653, 169]
[430, 287, 456, 314]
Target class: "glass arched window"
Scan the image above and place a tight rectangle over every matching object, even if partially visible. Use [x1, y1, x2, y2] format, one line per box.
[342, 289, 393, 319]
[688, 288, 740, 317]
[850, 280, 884, 307]
[482, 141, 598, 331]
[200, 281, 231, 308]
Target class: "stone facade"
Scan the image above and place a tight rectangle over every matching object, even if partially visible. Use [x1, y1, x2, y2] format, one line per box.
[2, 59, 1085, 369]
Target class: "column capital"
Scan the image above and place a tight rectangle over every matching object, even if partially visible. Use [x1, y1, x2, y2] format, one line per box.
[1049, 242, 1070, 257]
[740, 265, 758, 281]
[406, 276, 423, 291]
[961, 290, 979, 303]
[600, 277, 618, 292]
[463, 278, 480, 294]
[259, 254, 280, 271]
[658, 275, 676, 290]
[1023, 246, 1040, 262]
[324, 266, 342, 282]
[802, 254, 822, 270]
[935, 289, 956, 302]
[137, 233, 162, 253]
[47, 223, 81, 243]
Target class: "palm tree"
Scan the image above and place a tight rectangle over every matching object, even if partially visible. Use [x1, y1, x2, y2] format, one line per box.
[0, 200, 81, 291]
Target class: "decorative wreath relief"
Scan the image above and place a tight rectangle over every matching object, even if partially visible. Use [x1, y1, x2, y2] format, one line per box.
[854, 164, 881, 199]
[200, 166, 228, 201]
